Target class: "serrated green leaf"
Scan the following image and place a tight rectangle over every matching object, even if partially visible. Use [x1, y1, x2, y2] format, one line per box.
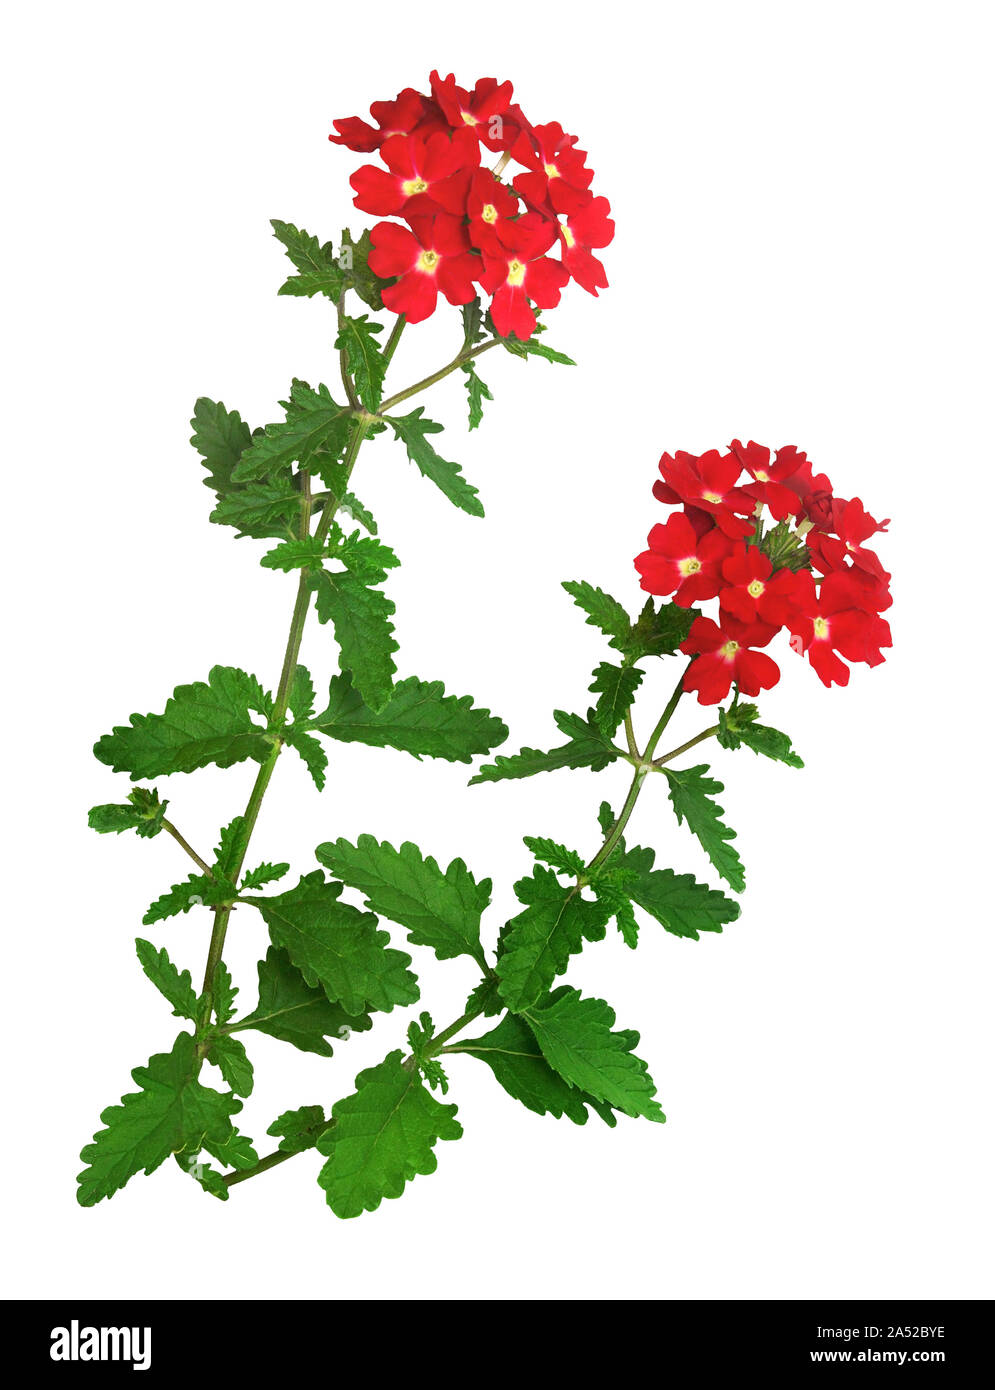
[664, 764, 745, 892]
[260, 536, 328, 572]
[316, 1051, 461, 1218]
[287, 665, 316, 722]
[205, 1035, 253, 1098]
[339, 227, 389, 310]
[454, 1012, 615, 1126]
[589, 662, 643, 736]
[94, 666, 273, 779]
[521, 836, 585, 876]
[315, 835, 490, 969]
[190, 397, 253, 495]
[271, 219, 345, 300]
[462, 361, 492, 430]
[240, 861, 291, 892]
[562, 579, 632, 642]
[88, 786, 168, 839]
[460, 298, 487, 348]
[386, 408, 483, 517]
[335, 314, 385, 411]
[213, 960, 238, 1025]
[203, 1125, 258, 1171]
[497, 867, 612, 1010]
[339, 491, 377, 534]
[142, 871, 232, 926]
[77, 1032, 242, 1206]
[267, 1104, 331, 1154]
[209, 476, 301, 541]
[501, 336, 575, 365]
[286, 729, 328, 790]
[134, 939, 198, 1018]
[313, 569, 397, 713]
[329, 528, 399, 586]
[307, 674, 506, 763]
[469, 710, 620, 786]
[233, 381, 353, 482]
[614, 842, 741, 940]
[249, 872, 418, 1016]
[522, 987, 665, 1123]
[235, 946, 372, 1056]
[717, 704, 804, 767]
[623, 598, 696, 660]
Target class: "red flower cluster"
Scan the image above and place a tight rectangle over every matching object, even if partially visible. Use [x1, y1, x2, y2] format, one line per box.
[635, 440, 893, 703]
[329, 74, 614, 337]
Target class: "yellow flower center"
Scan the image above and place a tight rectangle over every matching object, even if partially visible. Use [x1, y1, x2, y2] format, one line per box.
[720, 640, 740, 660]
[402, 176, 429, 197]
[462, 112, 478, 126]
[813, 616, 829, 639]
[544, 162, 559, 179]
[702, 491, 723, 504]
[754, 470, 769, 482]
[747, 579, 765, 598]
[678, 557, 702, 577]
[417, 249, 440, 274]
[562, 224, 575, 248]
[481, 203, 498, 223]
[506, 258, 526, 287]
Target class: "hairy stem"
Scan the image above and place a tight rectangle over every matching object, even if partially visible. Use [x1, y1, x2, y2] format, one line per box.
[379, 338, 501, 414]
[160, 820, 215, 878]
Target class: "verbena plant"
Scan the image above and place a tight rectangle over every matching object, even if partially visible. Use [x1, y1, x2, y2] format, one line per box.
[81, 72, 892, 1218]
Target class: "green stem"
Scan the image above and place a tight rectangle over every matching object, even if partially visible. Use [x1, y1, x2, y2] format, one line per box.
[160, 820, 214, 878]
[653, 725, 720, 768]
[222, 1146, 299, 1188]
[381, 315, 406, 368]
[379, 338, 501, 414]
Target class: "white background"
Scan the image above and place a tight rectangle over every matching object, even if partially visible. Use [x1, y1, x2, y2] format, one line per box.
[3, 0, 992, 1301]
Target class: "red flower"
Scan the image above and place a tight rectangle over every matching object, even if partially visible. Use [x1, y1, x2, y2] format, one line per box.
[430, 71, 514, 150]
[806, 497, 890, 579]
[465, 169, 520, 256]
[559, 196, 614, 295]
[653, 450, 758, 538]
[479, 213, 569, 339]
[680, 615, 781, 705]
[786, 571, 892, 687]
[511, 122, 594, 215]
[368, 214, 478, 324]
[634, 514, 733, 606]
[350, 129, 479, 218]
[329, 88, 443, 153]
[718, 544, 804, 625]
[729, 439, 809, 521]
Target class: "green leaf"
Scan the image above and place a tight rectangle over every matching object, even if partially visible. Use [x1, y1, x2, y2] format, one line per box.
[94, 666, 273, 780]
[134, 939, 198, 1018]
[207, 1036, 253, 1097]
[240, 861, 290, 891]
[329, 528, 399, 586]
[250, 873, 418, 1016]
[203, 1125, 258, 1171]
[455, 1012, 615, 1126]
[614, 843, 741, 940]
[664, 764, 745, 892]
[267, 1104, 331, 1155]
[386, 408, 484, 517]
[562, 579, 632, 643]
[286, 729, 328, 790]
[339, 227, 389, 310]
[213, 961, 238, 1025]
[339, 491, 377, 534]
[589, 662, 643, 736]
[271, 220, 345, 300]
[313, 569, 397, 713]
[260, 536, 328, 572]
[497, 866, 613, 1011]
[522, 988, 665, 1123]
[462, 361, 492, 430]
[307, 674, 507, 763]
[469, 710, 620, 786]
[88, 786, 168, 839]
[522, 836, 586, 877]
[717, 703, 804, 768]
[77, 1032, 242, 1206]
[501, 336, 575, 365]
[210, 477, 301, 541]
[460, 297, 487, 348]
[190, 397, 253, 495]
[237, 946, 372, 1056]
[316, 1051, 461, 1218]
[624, 598, 696, 660]
[142, 871, 232, 926]
[287, 665, 316, 722]
[233, 381, 353, 482]
[315, 836, 490, 968]
[335, 314, 385, 412]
